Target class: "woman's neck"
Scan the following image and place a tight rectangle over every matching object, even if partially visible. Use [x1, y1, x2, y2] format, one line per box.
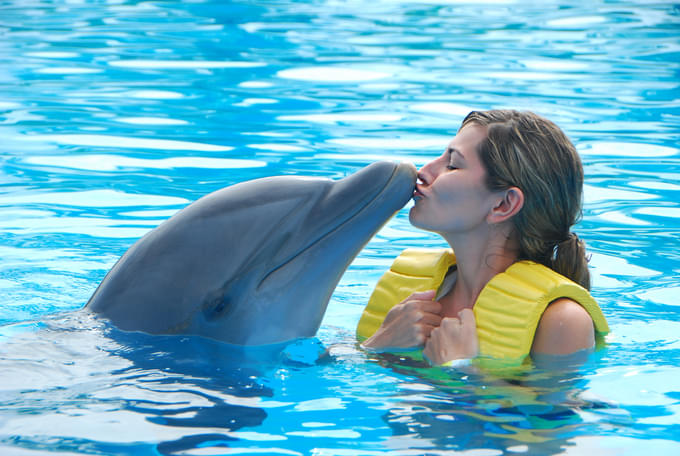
[439, 227, 518, 316]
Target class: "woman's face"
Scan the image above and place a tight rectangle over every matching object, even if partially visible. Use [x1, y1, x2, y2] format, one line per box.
[410, 123, 501, 235]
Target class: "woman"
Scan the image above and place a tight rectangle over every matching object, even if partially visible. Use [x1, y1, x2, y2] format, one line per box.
[359, 110, 608, 365]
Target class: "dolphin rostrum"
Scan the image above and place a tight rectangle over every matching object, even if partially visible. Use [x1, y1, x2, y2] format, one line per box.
[86, 161, 417, 345]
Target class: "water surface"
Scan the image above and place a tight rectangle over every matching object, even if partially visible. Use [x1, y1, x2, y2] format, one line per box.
[1, 1, 679, 454]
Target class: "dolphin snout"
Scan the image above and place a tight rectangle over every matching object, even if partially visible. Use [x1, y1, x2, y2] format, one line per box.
[393, 161, 418, 186]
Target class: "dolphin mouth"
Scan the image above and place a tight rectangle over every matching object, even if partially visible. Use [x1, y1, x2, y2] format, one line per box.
[258, 162, 416, 288]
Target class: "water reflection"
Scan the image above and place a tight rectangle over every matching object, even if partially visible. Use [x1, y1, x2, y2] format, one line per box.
[362, 351, 624, 455]
[0, 314, 277, 454]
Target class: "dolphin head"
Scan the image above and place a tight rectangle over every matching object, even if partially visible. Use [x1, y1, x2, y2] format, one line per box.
[87, 161, 417, 345]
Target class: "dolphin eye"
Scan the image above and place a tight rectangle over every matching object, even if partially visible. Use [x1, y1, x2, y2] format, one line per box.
[214, 300, 226, 313]
[202, 295, 229, 321]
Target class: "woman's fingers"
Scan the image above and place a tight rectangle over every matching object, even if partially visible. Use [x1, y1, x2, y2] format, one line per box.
[423, 310, 479, 365]
[457, 308, 479, 353]
[418, 311, 443, 327]
[362, 289, 440, 350]
[418, 299, 442, 315]
[402, 292, 441, 315]
[409, 289, 437, 301]
[405, 293, 442, 328]
[458, 308, 475, 330]
[422, 331, 444, 362]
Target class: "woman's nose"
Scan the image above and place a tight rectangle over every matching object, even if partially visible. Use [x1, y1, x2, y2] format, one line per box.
[417, 157, 441, 185]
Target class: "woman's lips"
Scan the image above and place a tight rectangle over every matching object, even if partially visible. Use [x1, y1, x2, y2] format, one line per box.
[413, 183, 426, 200]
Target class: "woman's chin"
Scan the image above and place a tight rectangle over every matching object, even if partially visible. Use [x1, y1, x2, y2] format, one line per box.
[408, 205, 419, 224]
[409, 208, 447, 236]
[408, 206, 429, 230]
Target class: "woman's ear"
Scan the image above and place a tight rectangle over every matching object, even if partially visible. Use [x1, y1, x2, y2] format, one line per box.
[488, 187, 524, 224]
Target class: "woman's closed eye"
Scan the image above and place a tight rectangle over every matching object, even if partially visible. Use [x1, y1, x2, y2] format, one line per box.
[445, 147, 462, 171]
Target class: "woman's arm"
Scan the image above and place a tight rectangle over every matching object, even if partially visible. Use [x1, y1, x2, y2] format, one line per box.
[531, 298, 595, 355]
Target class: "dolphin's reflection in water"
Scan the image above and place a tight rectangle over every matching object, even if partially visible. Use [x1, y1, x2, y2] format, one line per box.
[0, 313, 292, 454]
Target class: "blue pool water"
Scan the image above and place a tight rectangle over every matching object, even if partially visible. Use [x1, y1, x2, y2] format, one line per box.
[1, 0, 679, 454]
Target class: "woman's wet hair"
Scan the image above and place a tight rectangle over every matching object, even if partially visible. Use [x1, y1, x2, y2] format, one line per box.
[461, 109, 591, 290]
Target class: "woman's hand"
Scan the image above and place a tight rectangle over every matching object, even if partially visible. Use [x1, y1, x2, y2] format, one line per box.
[361, 290, 442, 351]
[423, 308, 479, 365]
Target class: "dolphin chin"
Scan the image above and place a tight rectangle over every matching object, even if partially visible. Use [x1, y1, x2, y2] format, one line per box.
[86, 161, 417, 345]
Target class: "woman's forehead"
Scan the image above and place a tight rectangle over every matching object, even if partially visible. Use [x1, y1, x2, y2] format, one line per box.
[448, 124, 487, 156]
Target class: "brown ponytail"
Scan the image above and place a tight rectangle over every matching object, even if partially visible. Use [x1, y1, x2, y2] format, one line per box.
[551, 233, 591, 290]
[461, 110, 591, 290]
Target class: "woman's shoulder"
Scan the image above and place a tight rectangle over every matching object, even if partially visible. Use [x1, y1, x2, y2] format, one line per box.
[531, 298, 596, 355]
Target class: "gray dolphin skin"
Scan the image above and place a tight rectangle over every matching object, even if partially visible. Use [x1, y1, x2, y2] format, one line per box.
[86, 161, 417, 345]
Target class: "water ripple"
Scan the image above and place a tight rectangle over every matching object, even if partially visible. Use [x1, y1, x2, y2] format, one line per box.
[21, 134, 233, 152]
[22, 154, 266, 171]
[1, 0, 679, 454]
[108, 59, 266, 70]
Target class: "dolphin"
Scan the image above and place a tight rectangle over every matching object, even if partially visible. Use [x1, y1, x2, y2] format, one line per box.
[86, 161, 417, 345]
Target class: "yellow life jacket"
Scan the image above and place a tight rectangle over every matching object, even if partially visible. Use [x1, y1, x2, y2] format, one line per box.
[356, 248, 609, 361]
